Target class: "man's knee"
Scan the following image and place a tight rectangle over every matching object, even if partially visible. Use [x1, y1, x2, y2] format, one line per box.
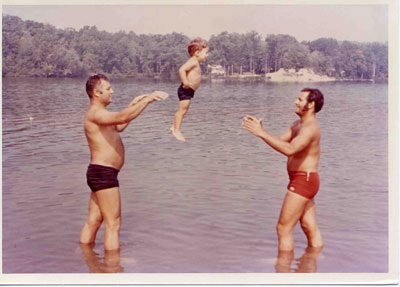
[276, 222, 292, 236]
[300, 220, 315, 235]
[87, 215, 102, 229]
[104, 216, 121, 232]
[300, 221, 310, 233]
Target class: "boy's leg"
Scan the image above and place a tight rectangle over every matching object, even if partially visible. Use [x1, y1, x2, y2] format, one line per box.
[80, 192, 103, 244]
[276, 191, 309, 251]
[299, 199, 323, 248]
[172, 99, 191, 141]
[174, 99, 191, 130]
[95, 187, 121, 251]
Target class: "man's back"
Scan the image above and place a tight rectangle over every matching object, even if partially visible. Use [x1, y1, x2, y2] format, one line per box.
[84, 106, 125, 170]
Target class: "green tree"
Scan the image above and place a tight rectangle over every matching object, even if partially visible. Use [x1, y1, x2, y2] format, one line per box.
[265, 34, 299, 72]
[281, 42, 309, 71]
[2, 15, 388, 80]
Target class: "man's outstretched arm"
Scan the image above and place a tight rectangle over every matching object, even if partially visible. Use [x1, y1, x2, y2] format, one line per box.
[115, 94, 149, 132]
[242, 115, 313, 157]
[92, 91, 168, 128]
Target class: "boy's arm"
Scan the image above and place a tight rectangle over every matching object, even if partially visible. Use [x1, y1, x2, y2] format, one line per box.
[92, 91, 168, 129]
[242, 116, 313, 157]
[179, 58, 198, 88]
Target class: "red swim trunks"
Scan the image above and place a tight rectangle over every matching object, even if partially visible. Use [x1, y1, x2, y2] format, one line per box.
[287, 171, 320, 199]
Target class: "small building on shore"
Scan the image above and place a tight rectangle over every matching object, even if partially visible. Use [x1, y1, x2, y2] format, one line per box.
[208, 64, 226, 76]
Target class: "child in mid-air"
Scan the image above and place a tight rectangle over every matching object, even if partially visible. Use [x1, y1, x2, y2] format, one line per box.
[171, 39, 209, 142]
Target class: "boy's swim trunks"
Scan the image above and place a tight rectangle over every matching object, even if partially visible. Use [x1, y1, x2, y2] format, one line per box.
[86, 164, 120, 192]
[177, 83, 195, 101]
[287, 171, 320, 199]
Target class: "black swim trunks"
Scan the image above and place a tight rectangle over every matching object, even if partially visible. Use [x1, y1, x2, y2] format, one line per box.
[86, 164, 120, 192]
[177, 83, 195, 101]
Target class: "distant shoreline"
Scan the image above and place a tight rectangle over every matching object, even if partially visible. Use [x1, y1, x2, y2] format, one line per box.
[3, 72, 387, 83]
[203, 68, 387, 83]
[204, 77, 384, 83]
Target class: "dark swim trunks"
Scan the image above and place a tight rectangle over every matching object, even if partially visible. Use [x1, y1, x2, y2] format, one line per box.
[86, 164, 120, 192]
[287, 171, 320, 199]
[177, 83, 195, 101]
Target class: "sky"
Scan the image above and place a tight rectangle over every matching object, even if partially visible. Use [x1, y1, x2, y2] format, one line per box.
[1, 3, 389, 43]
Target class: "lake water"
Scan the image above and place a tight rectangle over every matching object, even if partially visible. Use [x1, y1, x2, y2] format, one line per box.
[2, 78, 388, 273]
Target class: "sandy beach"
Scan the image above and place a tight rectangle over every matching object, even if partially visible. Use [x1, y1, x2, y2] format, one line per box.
[265, 68, 336, 82]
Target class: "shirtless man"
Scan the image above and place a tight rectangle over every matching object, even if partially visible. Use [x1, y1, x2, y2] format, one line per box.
[80, 74, 168, 251]
[242, 88, 324, 251]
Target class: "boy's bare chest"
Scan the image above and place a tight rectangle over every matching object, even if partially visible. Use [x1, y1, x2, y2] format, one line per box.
[188, 64, 201, 74]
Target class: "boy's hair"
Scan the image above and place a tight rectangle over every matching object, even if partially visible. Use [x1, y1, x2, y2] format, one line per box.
[188, 39, 208, 57]
[86, 74, 109, 98]
[302, 88, 324, 113]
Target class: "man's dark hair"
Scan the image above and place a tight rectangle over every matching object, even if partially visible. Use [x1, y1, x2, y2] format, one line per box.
[86, 74, 109, 98]
[302, 88, 324, 113]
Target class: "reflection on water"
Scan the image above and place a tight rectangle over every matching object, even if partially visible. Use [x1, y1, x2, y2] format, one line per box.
[79, 243, 124, 273]
[2, 78, 388, 273]
[275, 247, 323, 273]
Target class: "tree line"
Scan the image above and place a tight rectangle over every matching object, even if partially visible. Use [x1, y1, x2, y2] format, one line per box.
[3, 15, 388, 80]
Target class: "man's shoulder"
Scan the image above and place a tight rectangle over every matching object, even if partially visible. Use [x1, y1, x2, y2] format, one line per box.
[86, 105, 107, 118]
[85, 106, 109, 127]
[309, 119, 320, 129]
[302, 120, 321, 137]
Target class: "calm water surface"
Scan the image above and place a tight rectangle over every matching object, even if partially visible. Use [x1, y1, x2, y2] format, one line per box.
[2, 78, 388, 273]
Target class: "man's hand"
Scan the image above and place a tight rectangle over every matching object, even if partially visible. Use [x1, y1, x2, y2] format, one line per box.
[129, 94, 148, 106]
[130, 91, 168, 106]
[146, 91, 169, 103]
[242, 115, 265, 137]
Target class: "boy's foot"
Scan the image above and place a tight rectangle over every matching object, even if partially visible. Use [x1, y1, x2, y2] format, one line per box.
[170, 127, 185, 142]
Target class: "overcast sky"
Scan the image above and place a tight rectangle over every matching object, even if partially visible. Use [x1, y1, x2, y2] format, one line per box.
[2, 4, 388, 43]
